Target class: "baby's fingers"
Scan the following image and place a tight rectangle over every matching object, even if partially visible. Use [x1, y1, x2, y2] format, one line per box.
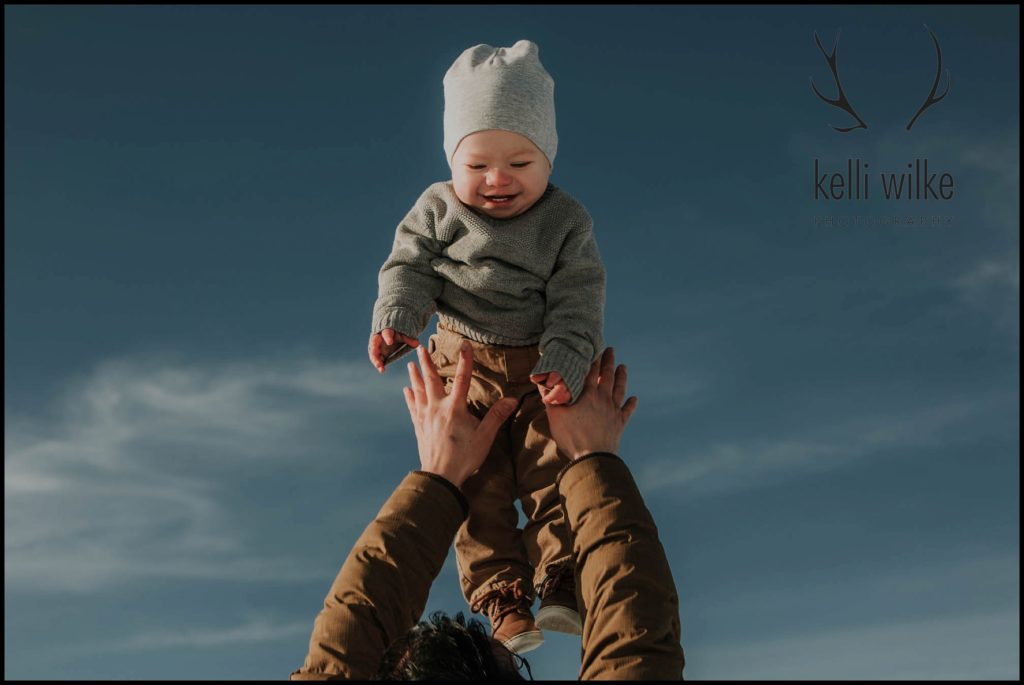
[542, 384, 571, 405]
[368, 335, 386, 373]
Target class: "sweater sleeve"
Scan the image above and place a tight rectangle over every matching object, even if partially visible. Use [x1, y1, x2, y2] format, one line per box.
[530, 219, 605, 403]
[557, 453, 685, 680]
[290, 471, 467, 680]
[371, 193, 447, 339]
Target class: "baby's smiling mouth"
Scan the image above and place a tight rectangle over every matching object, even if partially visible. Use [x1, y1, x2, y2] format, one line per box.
[483, 194, 518, 204]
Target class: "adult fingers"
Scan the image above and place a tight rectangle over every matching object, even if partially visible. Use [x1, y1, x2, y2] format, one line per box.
[582, 353, 602, 394]
[612, 364, 628, 408]
[407, 358, 426, 406]
[477, 398, 517, 449]
[621, 396, 639, 425]
[598, 347, 616, 394]
[382, 328, 395, 346]
[400, 334, 420, 348]
[451, 341, 474, 404]
[403, 386, 417, 424]
[417, 345, 446, 399]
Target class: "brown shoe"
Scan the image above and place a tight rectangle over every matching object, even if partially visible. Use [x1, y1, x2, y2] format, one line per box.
[535, 562, 582, 635]
[470, 579, 544, 654]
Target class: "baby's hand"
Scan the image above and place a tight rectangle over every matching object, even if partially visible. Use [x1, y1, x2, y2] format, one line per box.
[529, 371, 572, 405]
[368, 328, 420, 374]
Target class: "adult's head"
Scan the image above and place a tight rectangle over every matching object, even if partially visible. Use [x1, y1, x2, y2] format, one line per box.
[374, 611, 529, 680]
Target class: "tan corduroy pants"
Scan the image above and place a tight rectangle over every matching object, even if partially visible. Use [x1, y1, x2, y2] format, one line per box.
[428, 324, 573, 608]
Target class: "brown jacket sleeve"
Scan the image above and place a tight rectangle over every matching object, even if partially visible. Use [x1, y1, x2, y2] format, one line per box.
[557, 453, 685, 680]
[290, 471, 467, 680]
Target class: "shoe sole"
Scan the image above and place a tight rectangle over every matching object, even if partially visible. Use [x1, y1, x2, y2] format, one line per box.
[502, 629, 545, 654]
[536, 605, 583, 635]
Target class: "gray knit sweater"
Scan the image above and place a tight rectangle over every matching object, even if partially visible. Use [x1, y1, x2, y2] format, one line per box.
[371, 180, 605, 403]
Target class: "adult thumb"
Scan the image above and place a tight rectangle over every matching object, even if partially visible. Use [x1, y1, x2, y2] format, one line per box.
[477, 398, 517, 442]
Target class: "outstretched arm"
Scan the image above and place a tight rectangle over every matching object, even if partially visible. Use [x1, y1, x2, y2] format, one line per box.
[290, 471, 466, 680]
[370, 198, 446, 371]
[547, 349, 685, 680]
[292, 345, 517, 680]
[530, 222, 605, 404]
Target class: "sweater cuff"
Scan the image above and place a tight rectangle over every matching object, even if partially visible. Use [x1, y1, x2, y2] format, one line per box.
[530, 339, 591, 404]
[414, 471, 469, 518]
[372, 308, 426, 340]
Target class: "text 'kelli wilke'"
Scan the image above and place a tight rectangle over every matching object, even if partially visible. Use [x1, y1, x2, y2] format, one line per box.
[814, 158, 955, 201]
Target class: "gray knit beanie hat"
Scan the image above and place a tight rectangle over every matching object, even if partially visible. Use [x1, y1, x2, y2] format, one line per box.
[443, 39, 557, 168]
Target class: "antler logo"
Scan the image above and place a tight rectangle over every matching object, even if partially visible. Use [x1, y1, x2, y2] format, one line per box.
[811, 24, 951, 132]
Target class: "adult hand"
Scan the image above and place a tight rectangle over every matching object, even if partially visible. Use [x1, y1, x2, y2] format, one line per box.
[546, 347, 638, 461]
[403, 341, 518, 488]
[368, 328, 421, 374]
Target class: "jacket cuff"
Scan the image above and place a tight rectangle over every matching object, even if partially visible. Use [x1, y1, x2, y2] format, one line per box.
[372, 308, 426, 339]
[556, 452, 622, 489]
[530, 339, 591, 404]
[414, 471, 469, 518]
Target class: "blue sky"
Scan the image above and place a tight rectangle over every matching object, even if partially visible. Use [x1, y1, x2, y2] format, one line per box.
[4, 4, 1018, 680]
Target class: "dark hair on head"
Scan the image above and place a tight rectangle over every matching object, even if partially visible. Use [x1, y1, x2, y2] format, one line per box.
[374, 611, 529, 680]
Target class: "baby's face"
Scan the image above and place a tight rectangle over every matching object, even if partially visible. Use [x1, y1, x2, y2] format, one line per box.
[451, 130, 552, 219]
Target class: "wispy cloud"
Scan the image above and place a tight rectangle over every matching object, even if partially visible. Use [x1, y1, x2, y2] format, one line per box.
[688, 549, 1020, 679]
[693, 607, 1019, 680]
[75, 616, 313, 653]
[934, 129, 1020, 335]
[951, 251, 1020, 335]
[636, 392, 1007, 497]
[956, 129, 1020, 194]
[5, 352, 410, 592]
[954, 254, 1020, 293]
